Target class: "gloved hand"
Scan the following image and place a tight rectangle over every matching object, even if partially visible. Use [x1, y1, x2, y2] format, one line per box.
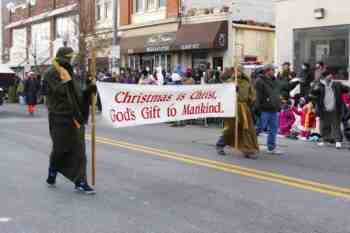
[87, 84, 97, 94]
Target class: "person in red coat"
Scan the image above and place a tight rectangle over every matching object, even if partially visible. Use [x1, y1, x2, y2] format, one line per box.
[293, 102, 316, 139]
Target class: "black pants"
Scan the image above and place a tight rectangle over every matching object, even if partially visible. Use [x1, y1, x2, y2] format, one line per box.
[49, 114, 87, 184]
[320, 111, 342, 143]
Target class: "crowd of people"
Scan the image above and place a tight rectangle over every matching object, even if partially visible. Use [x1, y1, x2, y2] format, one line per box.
[216, 61, 350, 159]
[16, 59, 350, 161]
[96, 63, 223, 86]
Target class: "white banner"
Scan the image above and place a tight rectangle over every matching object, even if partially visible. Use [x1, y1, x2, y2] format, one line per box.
[97, 83, 236, 128]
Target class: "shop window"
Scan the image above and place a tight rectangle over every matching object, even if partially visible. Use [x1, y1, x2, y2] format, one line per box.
[167, 55, 172, 72]
[192, 52, 208, 71]
[294, 25, 349, 80]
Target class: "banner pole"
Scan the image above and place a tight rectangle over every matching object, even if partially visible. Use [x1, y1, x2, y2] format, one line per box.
[91, 45, 97, 187]
[234, 59, 239, 150]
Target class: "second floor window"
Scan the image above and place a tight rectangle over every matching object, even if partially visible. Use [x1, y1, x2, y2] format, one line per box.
[135, 0, 165, 13]
[159, 0, 166, 8]
[96, 4, 102, 21]
[147, 0, 156, 10]
[136, 0, 143, 13]
[105, 1, 111, 18]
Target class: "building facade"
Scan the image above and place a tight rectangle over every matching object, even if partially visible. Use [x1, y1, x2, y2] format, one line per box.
[3, 0, 80, 73]
[119, 0, 275, 73]
[276, 0, 350, 79]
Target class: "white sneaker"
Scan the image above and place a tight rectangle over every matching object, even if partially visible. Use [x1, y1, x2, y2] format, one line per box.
[318, 142, 325, 147]
[267, 149, 283, 155]
[336, 142, 342, 149]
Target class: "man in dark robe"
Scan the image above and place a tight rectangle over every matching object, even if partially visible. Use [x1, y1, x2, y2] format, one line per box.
[44, 46, 96, 194]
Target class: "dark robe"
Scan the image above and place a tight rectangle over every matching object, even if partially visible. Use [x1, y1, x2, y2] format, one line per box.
[44, 61, 93, 184]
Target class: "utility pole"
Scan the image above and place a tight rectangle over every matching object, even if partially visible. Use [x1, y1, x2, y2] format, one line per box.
[111, 0, 119, 74]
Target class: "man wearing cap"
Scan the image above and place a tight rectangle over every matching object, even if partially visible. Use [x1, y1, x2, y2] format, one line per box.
[255, 64, 283, 154]
[44, 46, 97, 194]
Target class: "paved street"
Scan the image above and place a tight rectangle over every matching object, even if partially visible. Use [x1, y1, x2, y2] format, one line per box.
[1, 103, 350, 233]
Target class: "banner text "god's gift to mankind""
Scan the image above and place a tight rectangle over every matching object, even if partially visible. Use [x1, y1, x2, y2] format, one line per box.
[97, 83, 236, 128]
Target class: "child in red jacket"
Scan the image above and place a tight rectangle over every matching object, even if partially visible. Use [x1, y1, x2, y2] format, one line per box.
[293, 102, 316, 140]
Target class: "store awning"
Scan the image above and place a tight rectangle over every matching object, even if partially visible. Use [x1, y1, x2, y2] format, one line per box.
[120, 21, 228, 54]
[0, 64, 15, 74]
[120, 32, 177, 54]
[174, 21, 228, 51]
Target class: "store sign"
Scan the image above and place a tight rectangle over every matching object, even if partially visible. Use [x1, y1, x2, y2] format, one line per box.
[146, 46, 171, 52]
[146, 33, 176, 47]
[180, 43, 201, 50]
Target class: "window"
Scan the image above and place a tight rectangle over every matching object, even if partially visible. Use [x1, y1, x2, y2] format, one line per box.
[294, 25, 349, 80]
[96, 4, 102, 20]
[136, 0, 143, 12]
[159, 0, 166, 8]
[147, 0, 156, 10]
[105, 1, 111, 19]
[134, 0, 165, 13]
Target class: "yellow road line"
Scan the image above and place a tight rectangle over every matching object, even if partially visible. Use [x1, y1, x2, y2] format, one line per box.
[87, 135, 350, 200]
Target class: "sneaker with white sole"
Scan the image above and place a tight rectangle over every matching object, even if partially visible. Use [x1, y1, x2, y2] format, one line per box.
[267, 149, 283, 155]
[75, 182, 96, 195]
[336, 142, 342, 149]
[318, 142, 325, 147]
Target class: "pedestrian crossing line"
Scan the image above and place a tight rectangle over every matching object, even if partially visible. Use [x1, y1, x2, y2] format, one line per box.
[87, 135, 350, 200]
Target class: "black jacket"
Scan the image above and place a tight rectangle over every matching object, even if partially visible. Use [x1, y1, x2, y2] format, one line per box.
[255, 74, 281, 113]
[309, 81, 349, 117]
[299, 68, 313, 96]
[44, 66, 95, 124]
[24, 78, 40, 105]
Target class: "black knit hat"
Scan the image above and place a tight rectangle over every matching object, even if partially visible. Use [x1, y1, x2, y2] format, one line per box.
[56, 46, 74, 61]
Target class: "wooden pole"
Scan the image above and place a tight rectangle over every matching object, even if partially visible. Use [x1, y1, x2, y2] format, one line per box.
[91, 45, 97, 187]
[234, 43, 244, 150]
[234, 56, 239, 150]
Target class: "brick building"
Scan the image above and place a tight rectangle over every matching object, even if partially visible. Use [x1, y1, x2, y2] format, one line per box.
[119, 0, 275, 73]
[2, 0, 84, 74]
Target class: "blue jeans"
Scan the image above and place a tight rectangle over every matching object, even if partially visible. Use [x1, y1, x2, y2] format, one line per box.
[256, 112, 279, 151]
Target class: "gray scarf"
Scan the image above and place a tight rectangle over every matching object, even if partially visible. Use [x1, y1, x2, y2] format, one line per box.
[322, 80, 335, 112]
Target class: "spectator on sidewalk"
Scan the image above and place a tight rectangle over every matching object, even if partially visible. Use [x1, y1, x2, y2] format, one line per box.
[310, 70, 349, 149]
[279, 98, 295, 137]
[24, 72, 40, 116]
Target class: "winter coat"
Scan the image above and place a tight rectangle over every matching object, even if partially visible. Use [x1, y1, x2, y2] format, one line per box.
[292, 105, 316, 129]
[299, 68, 313, 96]
[309, 81, 349, 118]
[255, 74, 282, 113]
[24, 78, 40, 105]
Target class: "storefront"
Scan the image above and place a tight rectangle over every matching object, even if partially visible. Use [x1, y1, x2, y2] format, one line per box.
[174, 21, 228, 71]
[120, 20, 228, 73]
[276, 0, 350, 80]
[294, 25, 349, 80]
[120, 32, 177, 73]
